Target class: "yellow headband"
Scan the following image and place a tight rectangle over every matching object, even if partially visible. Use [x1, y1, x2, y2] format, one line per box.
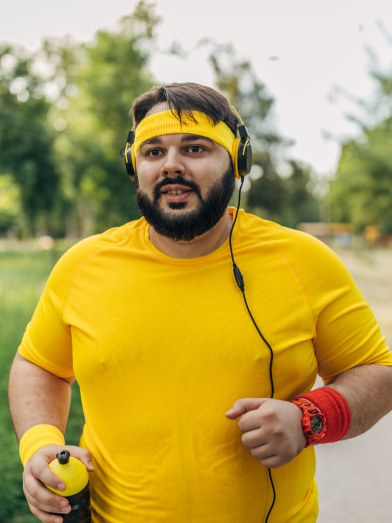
[130, 110, 242, 178]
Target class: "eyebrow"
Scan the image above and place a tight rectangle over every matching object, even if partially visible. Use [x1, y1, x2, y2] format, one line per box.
[139, 137, 163, 150]
[139, 134, 215, 151]
[181, 134, 214, 145]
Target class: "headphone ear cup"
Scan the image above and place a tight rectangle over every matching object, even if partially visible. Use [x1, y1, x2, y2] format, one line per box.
[232, 138, 252, 179]
[125, 144, 135, 180]
[237, 141, 252, 178]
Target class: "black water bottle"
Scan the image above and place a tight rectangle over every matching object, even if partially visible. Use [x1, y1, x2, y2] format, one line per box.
[45, 450, 91, 522]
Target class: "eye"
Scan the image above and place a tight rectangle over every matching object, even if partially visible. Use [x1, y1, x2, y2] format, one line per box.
[147, 149, 162, 157]
[188, 145, 204, 154]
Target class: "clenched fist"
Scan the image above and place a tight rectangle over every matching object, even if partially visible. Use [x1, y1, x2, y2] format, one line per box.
[225, 398, 306, 468]
[23, 444, 95, 523]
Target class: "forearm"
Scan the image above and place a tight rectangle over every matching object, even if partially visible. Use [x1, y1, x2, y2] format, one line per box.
[8, 352, 73, 442]
[326, 364, 392, 439]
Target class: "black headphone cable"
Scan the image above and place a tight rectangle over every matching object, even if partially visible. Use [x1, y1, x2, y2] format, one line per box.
[228, 176, 276, 523]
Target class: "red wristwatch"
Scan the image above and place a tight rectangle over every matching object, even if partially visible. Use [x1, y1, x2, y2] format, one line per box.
[292, 398, 327, 447]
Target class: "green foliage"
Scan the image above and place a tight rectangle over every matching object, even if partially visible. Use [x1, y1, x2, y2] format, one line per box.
[0, 175, 21, 233]
[0, 250, 85, 522]
[0, 1, 159, 238]
[36, 1, 160, 236]
[0, 44, 61, 235]
[333, 115, 392, 233]
[247, 159, 319, 228]
[332, 42, 392, 234]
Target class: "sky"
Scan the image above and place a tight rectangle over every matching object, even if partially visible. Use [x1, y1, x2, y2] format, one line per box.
[2, 0, 392, 176]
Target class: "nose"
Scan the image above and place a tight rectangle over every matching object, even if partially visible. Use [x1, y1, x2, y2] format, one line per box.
[160, 146, 185, 177]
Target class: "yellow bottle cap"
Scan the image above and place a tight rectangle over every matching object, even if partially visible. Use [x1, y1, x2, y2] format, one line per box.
[46, 450, 89, 496]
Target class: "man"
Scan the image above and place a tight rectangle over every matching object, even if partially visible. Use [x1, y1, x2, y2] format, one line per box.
[9, 83, 392, 523]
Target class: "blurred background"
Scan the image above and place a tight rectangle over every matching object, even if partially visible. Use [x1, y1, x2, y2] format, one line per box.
[0, 1, 391, 521]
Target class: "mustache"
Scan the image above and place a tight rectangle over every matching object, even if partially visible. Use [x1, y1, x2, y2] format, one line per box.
[153, 176, 203, 204]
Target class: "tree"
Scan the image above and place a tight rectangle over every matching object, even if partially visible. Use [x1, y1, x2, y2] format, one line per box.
[41, 0, 160, 236]
[333, 38, 392, 234]
[1, 3, 319, 237]
[0, 175, 20, 234]
[333, 117, 392, 233]
[0, 1, 160, 238]
[0, 44, 61, 235]
[206, 43, 319, 228]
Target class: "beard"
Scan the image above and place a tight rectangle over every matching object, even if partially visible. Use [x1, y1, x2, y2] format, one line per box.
[134, 161, 236, 242]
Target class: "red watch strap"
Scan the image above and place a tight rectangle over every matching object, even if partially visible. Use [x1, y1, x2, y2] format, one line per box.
[292, 398, 327, 447]
[294, 387, 351, 444]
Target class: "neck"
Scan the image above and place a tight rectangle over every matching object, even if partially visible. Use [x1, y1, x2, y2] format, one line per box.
[149, 208, 234, 259]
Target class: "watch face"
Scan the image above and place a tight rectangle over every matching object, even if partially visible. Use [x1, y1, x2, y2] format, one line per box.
[311, 416, 323, 434]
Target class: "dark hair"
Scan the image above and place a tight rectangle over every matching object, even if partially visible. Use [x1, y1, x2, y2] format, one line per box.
[130, 83, 238, 136]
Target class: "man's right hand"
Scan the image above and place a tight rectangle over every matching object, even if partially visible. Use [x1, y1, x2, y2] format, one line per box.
[23, 444, 95, 523]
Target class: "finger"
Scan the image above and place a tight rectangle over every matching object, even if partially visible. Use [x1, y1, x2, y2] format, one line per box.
[24, 475, 69, 512]
[63, 446, 95, 472]
[26, 493, 71, 516]
[250, 445, 288, 468]
[39, 445, 95, 473]
[28, 502, 65, 523]
[238, 410, 264, 433]
[28, 457, 66, 491]
[251, 444, 276, 461]
[225, 398, 269, 419]
[241, 428, 268, 449]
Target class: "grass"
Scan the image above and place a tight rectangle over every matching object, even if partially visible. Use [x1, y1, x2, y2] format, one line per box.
[0, 250, 84, 523]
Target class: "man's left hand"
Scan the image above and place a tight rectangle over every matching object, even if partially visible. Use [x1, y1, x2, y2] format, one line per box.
[225, 398, 307, 468]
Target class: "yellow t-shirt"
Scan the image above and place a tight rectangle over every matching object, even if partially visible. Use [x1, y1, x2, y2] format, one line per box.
[19, 208, 392, 523]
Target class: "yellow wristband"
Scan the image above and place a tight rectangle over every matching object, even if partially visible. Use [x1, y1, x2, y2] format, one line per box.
[19, 424, 65, 467]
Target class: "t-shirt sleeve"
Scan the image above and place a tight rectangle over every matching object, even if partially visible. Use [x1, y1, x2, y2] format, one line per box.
[18, 245, 83, 379]
[279, 228, 392, 385]
[299, 238, 392, 384]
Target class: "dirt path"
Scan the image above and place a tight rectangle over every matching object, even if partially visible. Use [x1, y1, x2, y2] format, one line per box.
[315, 248, 392, 522]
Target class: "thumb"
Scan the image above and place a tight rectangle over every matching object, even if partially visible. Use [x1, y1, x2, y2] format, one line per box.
[225, 398, 269, 419]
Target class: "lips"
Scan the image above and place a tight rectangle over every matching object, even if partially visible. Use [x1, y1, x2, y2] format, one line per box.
[160, 184, 194, 203]
[153, 178, 202, 205]
[161, 189, 193, 202]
